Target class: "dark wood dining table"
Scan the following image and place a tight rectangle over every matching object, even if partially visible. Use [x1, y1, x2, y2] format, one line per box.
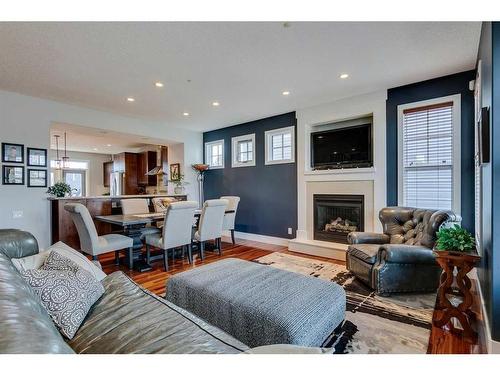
[95, 209, 235, 272]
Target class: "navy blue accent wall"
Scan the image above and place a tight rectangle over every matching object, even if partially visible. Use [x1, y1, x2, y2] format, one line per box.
[386, 70, 476, 232]
[203, 112, 297, 238]
[477, 21, 500, 342]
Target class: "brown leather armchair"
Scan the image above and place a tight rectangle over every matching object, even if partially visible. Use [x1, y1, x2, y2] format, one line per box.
[346, 207, 461, 296]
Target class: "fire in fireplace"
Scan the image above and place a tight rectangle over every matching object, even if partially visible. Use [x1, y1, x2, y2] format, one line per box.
[313, 194, 364, 244]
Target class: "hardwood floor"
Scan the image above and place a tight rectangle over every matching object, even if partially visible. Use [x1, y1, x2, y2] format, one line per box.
[98, 237, 486, 354]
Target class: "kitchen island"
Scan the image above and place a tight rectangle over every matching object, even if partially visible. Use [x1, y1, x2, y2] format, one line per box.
[49, 194, 187, 249]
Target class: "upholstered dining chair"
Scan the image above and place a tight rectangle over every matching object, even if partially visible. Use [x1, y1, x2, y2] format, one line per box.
[194, 199, 228, 260]
[64, 203, 134, 268]
[220, 196, 240, 245]
[144, 201, 198, 271]
[120, 198, 161, 237]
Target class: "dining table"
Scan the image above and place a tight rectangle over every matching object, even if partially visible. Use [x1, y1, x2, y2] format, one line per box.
[95, 209, 235, 272]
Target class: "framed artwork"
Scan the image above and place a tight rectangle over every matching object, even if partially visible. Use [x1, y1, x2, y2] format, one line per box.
[27, 147, 48, 167]
[1, 143, 24, 164]
[2, 165, 25, 185]
[170, 163, 180, 181]
[27, 168, 47, 188]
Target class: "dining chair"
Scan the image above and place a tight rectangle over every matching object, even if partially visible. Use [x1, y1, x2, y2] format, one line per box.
[193, 199, 228, 260]
[64, 203, 135, 268]
[120, 198, 161, 237]
[144, 201, 198, 271]
[220, 196, 240, 245]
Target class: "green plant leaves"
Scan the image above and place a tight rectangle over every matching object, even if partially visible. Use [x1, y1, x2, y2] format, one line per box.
[435, 224, 475, 253]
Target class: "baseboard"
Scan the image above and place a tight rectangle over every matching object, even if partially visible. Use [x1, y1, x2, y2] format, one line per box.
[223, 230, 290, 246]
[473, 269, 500, 353]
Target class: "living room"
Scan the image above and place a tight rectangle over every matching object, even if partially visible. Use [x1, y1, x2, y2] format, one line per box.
[1, 1, 500, 373]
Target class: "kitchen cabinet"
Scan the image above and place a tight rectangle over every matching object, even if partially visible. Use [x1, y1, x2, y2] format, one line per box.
[137, 151, 157, 186]
[103, 161, 114, 187]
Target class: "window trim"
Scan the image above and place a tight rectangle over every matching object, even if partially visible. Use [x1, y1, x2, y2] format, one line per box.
[204, 139, 225, 169]
[231, 133, 256, 168]
[264, 126, 295, 165]
[397, 94, 461, 214]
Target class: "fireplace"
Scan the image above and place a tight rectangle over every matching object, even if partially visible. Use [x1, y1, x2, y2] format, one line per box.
[313, 194, 364, 244]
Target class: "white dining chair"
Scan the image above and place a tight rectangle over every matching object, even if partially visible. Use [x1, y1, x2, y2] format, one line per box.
[64, 203, 134, 268]
[144, 201, 198, 271]
[120, 198, 161, 237]
[220, 196, 240, 245]
[193, 199, 228, 260]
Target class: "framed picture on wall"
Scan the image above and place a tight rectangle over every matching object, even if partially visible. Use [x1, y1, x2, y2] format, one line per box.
[170, 163, 180, 181]
[27, 147, 47, 167]
[2, 165, 25, 185]
[1, 143, 24, 164]
[27, 168, 47, 188]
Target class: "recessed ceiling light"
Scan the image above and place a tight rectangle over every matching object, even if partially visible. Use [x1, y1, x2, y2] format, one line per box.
[106, 144, 112, 147]
[155, 82, 164, 88]
[93, 148, 98, 151]
[212, 101, 220, 107]
[126, 97, 135, 102]
[339, 73, 349, 79]
[183, 112, 190, 116]
[282, 91, 290, 96]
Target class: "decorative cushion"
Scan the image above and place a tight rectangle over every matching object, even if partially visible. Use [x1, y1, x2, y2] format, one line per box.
[12, 241, 107, 281]
[347, 244, 381, 264]
[20, 252, 105, 339]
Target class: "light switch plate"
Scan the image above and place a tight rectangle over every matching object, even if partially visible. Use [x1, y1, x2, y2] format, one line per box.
[12, 210, 23, 219]
[288, 227, 293, 235]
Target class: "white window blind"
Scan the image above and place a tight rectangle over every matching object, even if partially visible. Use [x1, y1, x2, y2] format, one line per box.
[402, 101, 454, 210]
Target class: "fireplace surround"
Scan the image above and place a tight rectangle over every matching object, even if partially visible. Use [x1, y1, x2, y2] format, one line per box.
[313, 194, 365, 244]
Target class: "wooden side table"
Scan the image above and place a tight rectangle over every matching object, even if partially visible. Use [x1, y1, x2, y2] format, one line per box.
[433, 250, 481, 341]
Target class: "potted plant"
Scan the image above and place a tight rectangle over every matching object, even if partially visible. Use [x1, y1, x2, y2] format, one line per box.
[47, 182, 74, 198]
[169, 174, 189, 195]
[435, 224, 476, 254]
[432, 224, 480, 340]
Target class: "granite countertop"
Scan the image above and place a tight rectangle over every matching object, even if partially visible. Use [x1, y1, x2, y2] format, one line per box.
[47, 194, 186, 200]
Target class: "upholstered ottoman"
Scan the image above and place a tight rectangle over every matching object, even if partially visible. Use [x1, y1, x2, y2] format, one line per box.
[166, 258, 346, 348]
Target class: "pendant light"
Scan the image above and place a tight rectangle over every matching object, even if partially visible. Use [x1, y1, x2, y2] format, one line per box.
[53, 134, 62, 170]
[62, 132, 69, 169]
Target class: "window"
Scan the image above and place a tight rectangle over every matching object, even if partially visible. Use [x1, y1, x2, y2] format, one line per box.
[204, 140, 224, 169]
[232, 134, 256, 167]
[63, 170, 86, 197]
[398, 95, 461, 213]
[265, 126, 295, 165]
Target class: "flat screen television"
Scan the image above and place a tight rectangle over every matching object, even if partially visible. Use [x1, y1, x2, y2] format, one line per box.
[311, 124, 372, 169]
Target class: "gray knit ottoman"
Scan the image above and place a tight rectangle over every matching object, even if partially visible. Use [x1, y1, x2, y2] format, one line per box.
[166, 258, 346, 348]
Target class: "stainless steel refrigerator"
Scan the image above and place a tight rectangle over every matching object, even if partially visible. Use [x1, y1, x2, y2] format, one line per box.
[109, 172, 124, 196]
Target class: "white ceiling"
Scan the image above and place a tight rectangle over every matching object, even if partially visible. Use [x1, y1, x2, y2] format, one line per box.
[0, 22, 481, 132]
[50, 123, 169, 154]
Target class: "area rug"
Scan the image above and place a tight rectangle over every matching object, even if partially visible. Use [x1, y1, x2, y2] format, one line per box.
[255, 252, 437, 354]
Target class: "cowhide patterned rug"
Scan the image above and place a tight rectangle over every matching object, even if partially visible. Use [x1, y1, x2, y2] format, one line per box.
[255, 252, 436, 354]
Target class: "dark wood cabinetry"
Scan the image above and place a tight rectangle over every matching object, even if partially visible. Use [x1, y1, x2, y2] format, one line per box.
[103, 161, 114, 187]
[137, 151, 157, 186]
[113, 152, 138, 195]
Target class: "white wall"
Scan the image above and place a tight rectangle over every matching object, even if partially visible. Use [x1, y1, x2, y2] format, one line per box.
[0, 89, 203, 248]
[295, 90, 388, 235]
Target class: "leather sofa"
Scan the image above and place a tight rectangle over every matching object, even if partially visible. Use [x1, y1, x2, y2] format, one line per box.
[0, 229, 250, 354]
[346, 207, 461, 296]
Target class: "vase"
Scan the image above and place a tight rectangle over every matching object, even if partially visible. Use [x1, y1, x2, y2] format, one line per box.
[174, 186, 184, 195]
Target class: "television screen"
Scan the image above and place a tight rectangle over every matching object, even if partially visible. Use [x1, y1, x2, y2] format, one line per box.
[311, 124, 372, 169]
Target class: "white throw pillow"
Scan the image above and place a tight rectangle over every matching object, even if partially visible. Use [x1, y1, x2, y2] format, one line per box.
[12, 241, 107, 281]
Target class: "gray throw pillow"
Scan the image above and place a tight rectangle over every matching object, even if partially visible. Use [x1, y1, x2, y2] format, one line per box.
[21, 252, 105, 339]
